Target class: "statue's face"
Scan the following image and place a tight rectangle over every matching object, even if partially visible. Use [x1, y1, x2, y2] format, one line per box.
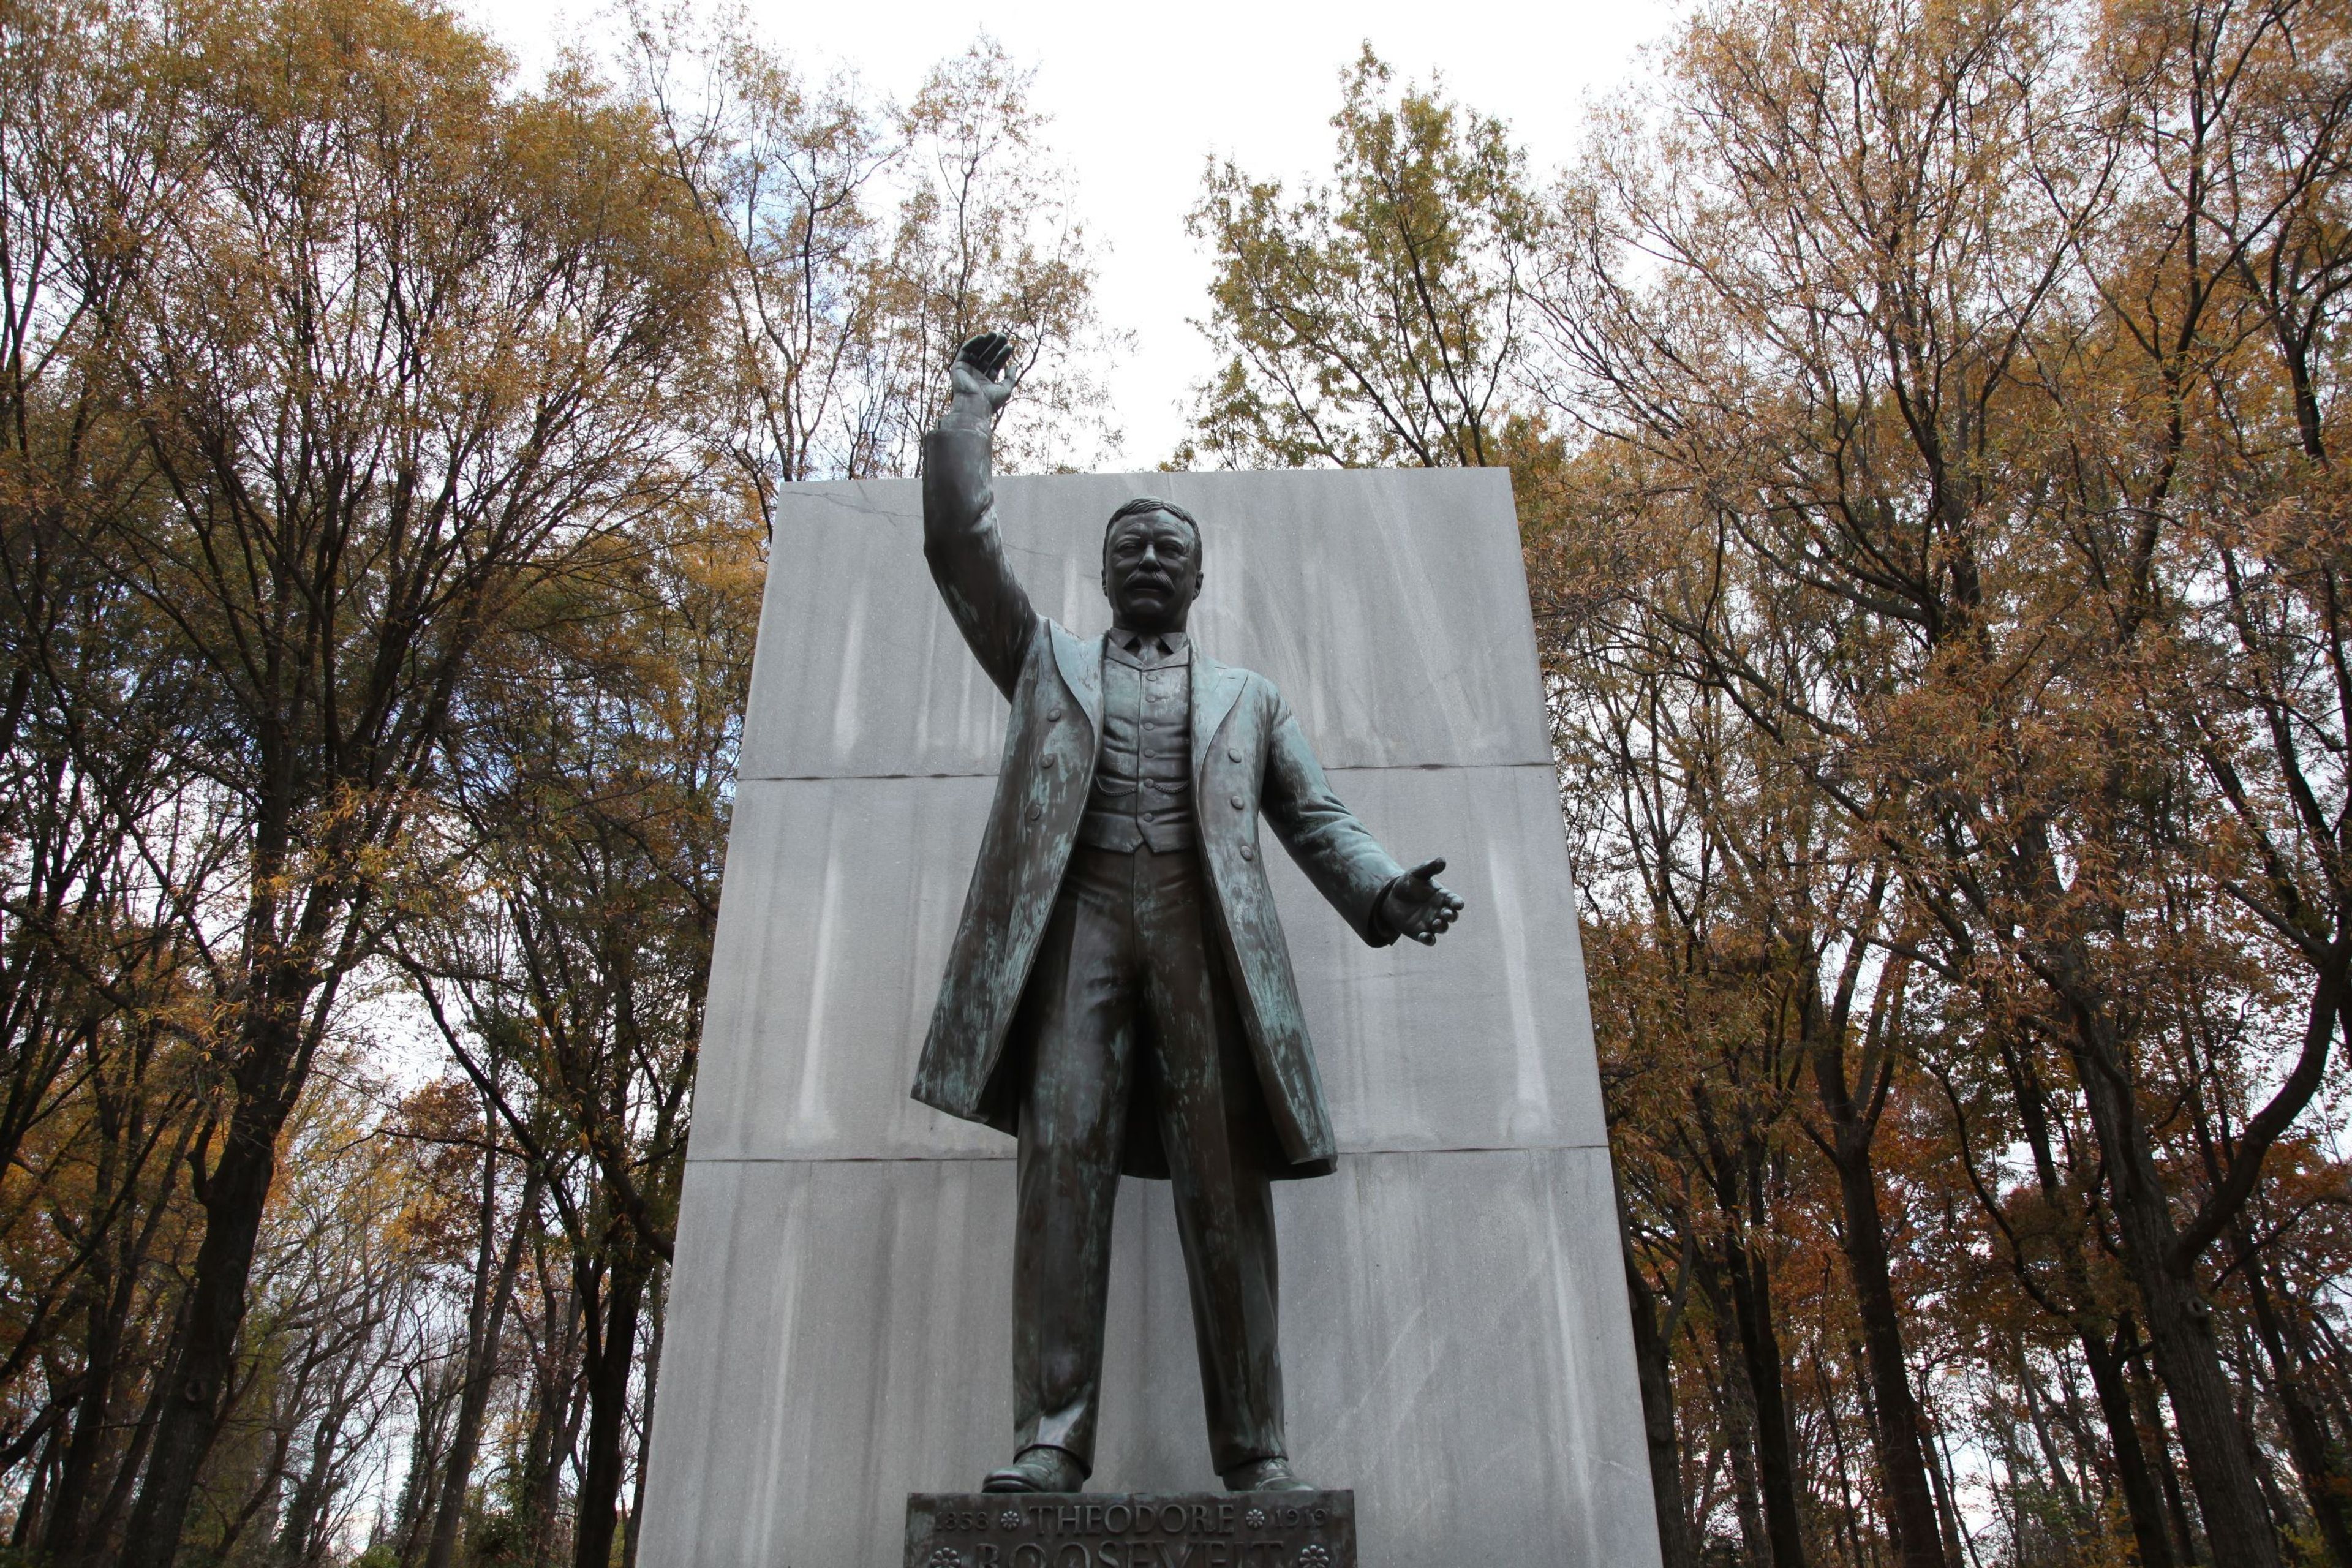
[1101, 510, 1202, 631]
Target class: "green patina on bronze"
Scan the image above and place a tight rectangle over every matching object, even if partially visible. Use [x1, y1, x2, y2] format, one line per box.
[905, 331, 1463, 1496]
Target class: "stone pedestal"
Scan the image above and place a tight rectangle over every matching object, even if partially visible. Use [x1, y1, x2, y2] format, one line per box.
[636, 467, 1664, 1568]
[906, 1492, 1355, 1568]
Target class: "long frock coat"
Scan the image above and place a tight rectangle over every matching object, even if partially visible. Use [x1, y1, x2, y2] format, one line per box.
[910, 424, 1409, 1180]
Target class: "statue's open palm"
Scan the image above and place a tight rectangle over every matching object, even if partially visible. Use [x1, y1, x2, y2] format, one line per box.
[948, 331, 1017, 425]
[1385, 858, 1464, 946]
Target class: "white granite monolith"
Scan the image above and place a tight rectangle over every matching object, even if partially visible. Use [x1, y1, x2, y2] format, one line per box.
[638, 467, 1664, 1568]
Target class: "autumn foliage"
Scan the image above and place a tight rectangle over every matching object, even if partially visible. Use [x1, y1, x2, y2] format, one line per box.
[0, 0, 1110, 1563]
[1191, 9, 2352, 1568]
[6, 0, 2352, 1567]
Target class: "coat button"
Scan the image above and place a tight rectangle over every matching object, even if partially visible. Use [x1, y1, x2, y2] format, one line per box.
[1227, 747, 1242, 763]
[1240, 845, 1255, 861]
[1042, 755, 1057, 771]
[1230, 794, 1245, 810]
[1025, 803, 1042, 823]
[1048, 706, 1064, 722]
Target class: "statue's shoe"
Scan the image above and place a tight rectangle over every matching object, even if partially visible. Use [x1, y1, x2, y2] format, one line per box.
[982, 1446, 1085, 1493]
[1221, 1457, 1316, 1493]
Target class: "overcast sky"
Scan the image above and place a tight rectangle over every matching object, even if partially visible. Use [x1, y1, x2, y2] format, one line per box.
[456, 0, 1683, 467]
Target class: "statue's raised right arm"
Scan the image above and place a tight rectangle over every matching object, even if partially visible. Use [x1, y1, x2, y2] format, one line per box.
[920, 332, 1033, 698]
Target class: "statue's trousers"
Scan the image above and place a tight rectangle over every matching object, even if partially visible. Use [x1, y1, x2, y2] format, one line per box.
[1011, 843, 1286, 1474]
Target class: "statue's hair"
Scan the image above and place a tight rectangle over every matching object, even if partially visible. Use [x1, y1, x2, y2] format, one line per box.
[1102, 495, 1200, 557]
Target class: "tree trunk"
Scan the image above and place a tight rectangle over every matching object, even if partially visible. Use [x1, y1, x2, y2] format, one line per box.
[92, 1344, 170, 1562]
[43, 1241, 130, 1567]
[622, 1265, 669, 1568]
[2084, 1322, 2180, 1568]
[392, 1356, 459, 1568]
[2132, 1333, 2207, 1566]
[2064, 1003, 2283, 1568]
[2002, 1043, 2178, 1568]
[1811, 1044, 1945, 1568]
[572, 1250, 649, 1568]
[119, 1084, 289, 1568]
[426, 1164, 540, 1568]
[1727, 1238, 1808, 1568]
[521, 1276, 584, 1568]
[275, 1401, 345, 1568]
[1622, 1199, 1698, 1568]
[2240, 1250, 2352, 1568]
[16, 1430, 57, 1550]
[1703, 1254, 1770, 1568]
[2019, 1346, 2088, 1527]
[1919, 1395, 1971, 1568]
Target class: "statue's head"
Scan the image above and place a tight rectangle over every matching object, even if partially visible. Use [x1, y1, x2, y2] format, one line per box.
[1100, 496, 1203, 633]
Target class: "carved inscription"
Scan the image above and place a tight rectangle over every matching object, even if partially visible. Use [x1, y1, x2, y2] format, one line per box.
[903, 1491, 1355, 1568]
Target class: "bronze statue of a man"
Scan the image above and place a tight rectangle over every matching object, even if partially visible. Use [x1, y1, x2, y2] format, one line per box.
[912, 333, 1463, 1496]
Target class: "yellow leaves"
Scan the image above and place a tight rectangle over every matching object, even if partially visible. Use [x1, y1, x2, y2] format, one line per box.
[1185, 47, 1535, 470]
[1548, 9, 2352, 1517]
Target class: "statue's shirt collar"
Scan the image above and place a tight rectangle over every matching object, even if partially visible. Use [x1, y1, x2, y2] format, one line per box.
[1103, 627, 1190, 670]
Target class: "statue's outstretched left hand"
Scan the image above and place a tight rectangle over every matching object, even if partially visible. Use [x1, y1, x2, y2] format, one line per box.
[1382, 858, 1464, 946]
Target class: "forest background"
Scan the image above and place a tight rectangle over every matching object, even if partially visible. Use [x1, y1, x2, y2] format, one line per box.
[1, 3, 2348, 1568]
